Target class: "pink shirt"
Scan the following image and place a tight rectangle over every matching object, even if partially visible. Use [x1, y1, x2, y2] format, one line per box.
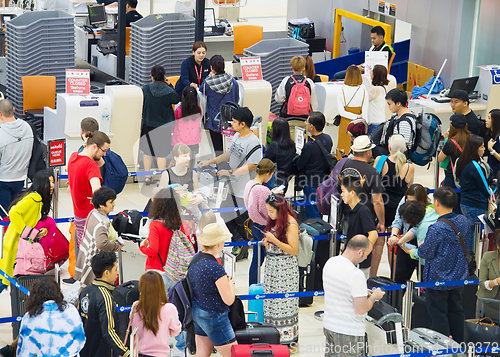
[130, 302, 182, 356]
[243, 180, 271, 225]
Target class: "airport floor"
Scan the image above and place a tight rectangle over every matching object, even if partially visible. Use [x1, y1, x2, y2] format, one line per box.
[0, 160, 438, 356]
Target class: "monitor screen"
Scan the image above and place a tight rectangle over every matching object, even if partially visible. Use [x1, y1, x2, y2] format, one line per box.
[88, 4, 107, 26]
[204, 8, 216, 28]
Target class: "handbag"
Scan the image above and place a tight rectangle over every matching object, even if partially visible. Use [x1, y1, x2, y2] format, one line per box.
[438, 217, 476, 275]
[14, 227, 47, 276]
[333, 87, 361, 127]
[465, 298, 500, 345]
[472, 161, 497, 215]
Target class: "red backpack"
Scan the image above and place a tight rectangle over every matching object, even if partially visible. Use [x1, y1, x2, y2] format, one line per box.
[287, 75, 311, 116]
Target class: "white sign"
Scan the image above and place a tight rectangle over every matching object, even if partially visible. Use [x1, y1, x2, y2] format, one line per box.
[295, 127, 306, 154]
[240, 56, 263, 81]
[223, 250, 236, 278]
[378, 1, 396, 16]
[365, 51, 389, 75]
[330, 194, 339, 229]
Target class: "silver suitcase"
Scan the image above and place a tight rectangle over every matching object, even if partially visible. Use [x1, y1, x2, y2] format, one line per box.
[405, 328, 465, 357]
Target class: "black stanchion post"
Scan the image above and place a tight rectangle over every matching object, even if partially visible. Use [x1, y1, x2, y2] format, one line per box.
[473, 222, 481, 275]
[434, 148, 440, 189]
[116, 0, 126, 79]
[195, 0, 204, 42]
[52, 167, 59, 219]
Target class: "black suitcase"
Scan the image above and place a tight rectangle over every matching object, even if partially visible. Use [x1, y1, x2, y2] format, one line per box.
[11, 274, 54, 339]
[463, 274, 478, 320]
[301, 218, 332, 236]
[298, 255, 315, 306]
[367, 276, 404, 313]
[112, 280, 140, 343]
[234, 322, 281, 345]
[368, 299, 402, 344]
[411, 289, 431, 329]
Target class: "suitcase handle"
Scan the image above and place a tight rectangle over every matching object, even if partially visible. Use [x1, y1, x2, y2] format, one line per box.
[251, 351, 274, 356]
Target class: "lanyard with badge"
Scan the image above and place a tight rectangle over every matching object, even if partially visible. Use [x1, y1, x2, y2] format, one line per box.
[194, 64, 202, 85]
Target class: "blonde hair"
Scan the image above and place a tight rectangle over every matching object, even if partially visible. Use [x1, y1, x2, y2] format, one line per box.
[199, 211, 216, 231]
[290, 56, 306, 73]
[255, 158, 275, 176]
[170, 143, 191, 167]
[388, 134, 407, 176]
[344, 65, 363, 86]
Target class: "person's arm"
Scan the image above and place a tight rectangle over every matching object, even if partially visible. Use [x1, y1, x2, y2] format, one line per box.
[180, 59, 192, 88]
[167, 85, 181, 104]
[166, 304, 182, 337]
[8, 195, 38, 234]
[368, 86, 380, 101]
[294, 144, 311, 171]
[438, 151, 448, 163]
[230, 163, 258, 176]
[90, 177, 101, 193]
[199, 151, 230, 168]
[361, 87, 369, 118]
[158, 170, 170, 188]
[389, 196, 406, 236]
[308, 79, 318, 110]
[417, 224, 439, 260]
[215, 275, 235, 306]
[192, 170, 199, 191]
[97, 291, 130, 357]
[336, 88, 358, 120]
[353, 288, 385, 315]
[95, 223, 121, 252]
[479, 255, 500, 290]
[372, 192, 385, 233]
[262, 221, 299, 256]
[67, 305, 86, 355]
[274, 77, 288, 104]
[402, 163, 415, 185]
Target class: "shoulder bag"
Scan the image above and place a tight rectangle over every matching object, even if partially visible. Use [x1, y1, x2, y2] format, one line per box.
[437, 217, 476, 275]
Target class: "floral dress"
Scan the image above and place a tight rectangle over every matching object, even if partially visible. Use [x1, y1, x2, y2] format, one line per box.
[263, 220, 299, 345]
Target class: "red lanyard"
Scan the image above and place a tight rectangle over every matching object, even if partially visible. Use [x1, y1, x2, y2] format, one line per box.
[194, 64, 202, 85]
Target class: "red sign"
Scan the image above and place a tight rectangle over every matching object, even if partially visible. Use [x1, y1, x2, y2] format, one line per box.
[241, 57, 263, 81]
[66, 69, 90, 94]
[48, 139, 66, 167]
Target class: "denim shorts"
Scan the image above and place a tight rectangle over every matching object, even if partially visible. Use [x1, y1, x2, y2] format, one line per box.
[192, 305, 236, 346]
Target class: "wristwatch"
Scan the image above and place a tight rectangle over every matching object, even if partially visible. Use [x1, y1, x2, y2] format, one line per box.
[229, 169, 234, 176]
[490, 150, 496, 156]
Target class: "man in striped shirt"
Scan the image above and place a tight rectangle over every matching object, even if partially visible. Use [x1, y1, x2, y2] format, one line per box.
[323, 235, 385, 357]
[385, 88, 417, 152]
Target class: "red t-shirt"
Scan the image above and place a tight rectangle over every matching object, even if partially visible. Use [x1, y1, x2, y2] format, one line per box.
[68, 152, 102, 218]
[140, 221, 188, 271]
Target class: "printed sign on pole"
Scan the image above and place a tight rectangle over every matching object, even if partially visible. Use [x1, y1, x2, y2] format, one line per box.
[66, 69, 90, 94]
[378, 1, 396, 16]
[48, 139, 66, 167]
[365, 51, 389, 75]
[240, 56, 263, 81]
[295, 126, 306, 154]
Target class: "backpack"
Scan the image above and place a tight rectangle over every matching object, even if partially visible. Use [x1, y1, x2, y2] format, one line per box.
[287, 75, 311, 116]
[100, 149, 128, 195]
[217, 101, 240, 131]
[26, 120, 47, 181]
[410, 113, 442, 166]
[163, 229, 196, 282]
[111, 209, 143, 235]
[316, 157, 349, 215]
[296, 228, 314, 268]
[371, 113, 417, 153]
[14, 234, 47, 276]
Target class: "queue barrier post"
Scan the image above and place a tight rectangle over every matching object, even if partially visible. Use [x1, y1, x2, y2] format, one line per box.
[402, 279, 414, 339]
[473, 222, 481, 275]
[434, 148, 440, 189]
[52, 167, 59, 219]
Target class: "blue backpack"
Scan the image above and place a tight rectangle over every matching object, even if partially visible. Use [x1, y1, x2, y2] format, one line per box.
[101, 149, 128, 194]
[411, 113, 442, 166]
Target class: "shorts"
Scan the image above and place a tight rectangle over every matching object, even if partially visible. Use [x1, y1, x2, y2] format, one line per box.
[192, 305, 236, 346]
[140, 123, 172, 157]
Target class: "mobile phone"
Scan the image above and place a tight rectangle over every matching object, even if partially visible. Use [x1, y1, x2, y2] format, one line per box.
[272, 185, 285, 193]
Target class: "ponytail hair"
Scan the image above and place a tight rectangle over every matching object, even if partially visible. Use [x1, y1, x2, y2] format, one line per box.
[86, 131, 110, 148]
[388, 134, 406, 176]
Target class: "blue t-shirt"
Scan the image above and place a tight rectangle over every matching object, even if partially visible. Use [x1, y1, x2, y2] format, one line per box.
[188, 253, 228, 314]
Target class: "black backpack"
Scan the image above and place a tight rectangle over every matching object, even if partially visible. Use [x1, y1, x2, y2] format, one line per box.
[111, 209, 143, 235]
[371, 113, 417, 154]
[26, 120, 47, 180]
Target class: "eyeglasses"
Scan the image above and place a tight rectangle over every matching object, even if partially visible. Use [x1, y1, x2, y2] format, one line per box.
[97, 145, 108, 153]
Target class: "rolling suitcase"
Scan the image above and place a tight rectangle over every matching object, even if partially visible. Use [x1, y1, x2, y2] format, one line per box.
[235, 322, 281, 345]
[248, 242, 264, 322]
[298, 255, 315, 306]
[231, 343, 290, 357]
[11, 274, 54, 339]
[411, 289, 431, 329]
[112, 280, 140, 344]
[405, 328, 464, 357]
[367, 276, 404, 313]
[119, 234, 147, 282]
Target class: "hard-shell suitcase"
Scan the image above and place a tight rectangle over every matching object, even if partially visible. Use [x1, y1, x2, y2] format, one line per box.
[367, 276, 404, 313]
[411, 289, 431, 329]
[367, 299, 403, 345]
[118, 234, 147, 283]
[235, 322, 281, 345]
[248, 241, 264, 322]
[405, 328, 464, 357]
[11, 274, 54, 339]
[298, 255, 315, 306]
[231, 343, 290, 357]
[112, 280, 140, 344]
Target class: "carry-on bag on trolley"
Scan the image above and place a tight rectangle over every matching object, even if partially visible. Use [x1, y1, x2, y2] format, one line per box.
[235, 321, 281, 345]
[112, 280, 140, 345]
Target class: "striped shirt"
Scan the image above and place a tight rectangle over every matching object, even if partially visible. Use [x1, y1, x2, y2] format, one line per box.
[323, 255, 368, 336]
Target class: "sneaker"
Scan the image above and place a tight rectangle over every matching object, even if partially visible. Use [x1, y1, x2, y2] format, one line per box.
[62, 277, 77, 285]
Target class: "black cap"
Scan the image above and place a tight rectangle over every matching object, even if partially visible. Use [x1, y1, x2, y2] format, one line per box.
[450, 113, 467, 129]
[450, 89, 469, 102]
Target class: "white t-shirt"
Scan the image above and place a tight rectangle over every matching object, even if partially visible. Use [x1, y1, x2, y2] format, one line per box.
[323, 255, 368, 336]
[368, 86, 387, 125]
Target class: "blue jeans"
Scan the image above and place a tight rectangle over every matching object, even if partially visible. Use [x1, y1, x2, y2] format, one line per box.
[0, 180, 24, 218]
[460, 204, 486, 251]
[157, 271, 186, 350]
[303, 185, 321, 219]
[249, 223, 266, 286]
[333, 70, 346, 80]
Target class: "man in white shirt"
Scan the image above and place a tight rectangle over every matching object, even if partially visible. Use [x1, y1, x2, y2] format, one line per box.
[323, 235, 385, 357]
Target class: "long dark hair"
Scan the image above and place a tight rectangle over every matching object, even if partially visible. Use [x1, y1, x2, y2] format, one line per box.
[448, 125, 470, 156]
[9, 169, 54, 218]
[405, 183, 430, 206]
[270, 118, 295, 150]
[304, 55, 316, 80]
[455, 134, 484, 178]
[265, 194, 297, 243]
[180, 86, 201, 120]
[26, 277, 66, 317]
[149, 188, 182, 231]
[486, 109, 500, 140]
[371, 64, 389, 86]
[135, 271, 168, 335]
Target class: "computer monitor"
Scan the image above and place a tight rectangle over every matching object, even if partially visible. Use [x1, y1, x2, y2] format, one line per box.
[447, 76, 479, 97]
[88, 4, 107, 27]
[204, 8, 216, 28]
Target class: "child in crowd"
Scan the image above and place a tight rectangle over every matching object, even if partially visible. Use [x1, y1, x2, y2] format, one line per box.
[340, 176, 378, 276]
[173, 86, 202, 168]
[196, 211, 217, 251]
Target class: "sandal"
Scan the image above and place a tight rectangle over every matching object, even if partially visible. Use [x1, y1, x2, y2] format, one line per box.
[145, 177, 152, 186]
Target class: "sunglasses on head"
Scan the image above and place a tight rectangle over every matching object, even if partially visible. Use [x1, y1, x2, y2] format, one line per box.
[266, 193, 278, 203]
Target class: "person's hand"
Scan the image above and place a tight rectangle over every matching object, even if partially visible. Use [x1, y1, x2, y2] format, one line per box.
[488, 139, 495, 152]
[178, 191, 189, 199]
[36, 228, 47, 238]
[337, 148, 345, 156]
[376, 223, 385, 233]
[228, 276, 235, 287]
[190, 83, 199, 89]
[443, 129, 449, 140]
[398, 240, 410, 254]
[198, 160, 212, 168]
[357, 64, 365, 73]
[217, 169, 230, 177]
[262, 231, 278, 246]
[140, 238, 148, 247]
[373, 287, 385, 300]
[117, 243, 124, 251]
[387, 236, 399, 247]
[367, 289, 374, 297]
[188, 194, 204, 206]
